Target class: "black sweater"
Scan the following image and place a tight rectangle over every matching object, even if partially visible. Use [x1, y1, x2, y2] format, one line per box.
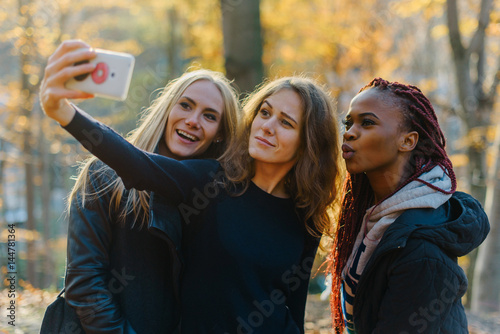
[64, 108, 319, 333]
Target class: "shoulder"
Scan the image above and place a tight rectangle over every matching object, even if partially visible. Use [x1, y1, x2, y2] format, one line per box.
[179, 158, 224, 185]
[448, 191, 489, 230]
[86, 159, 119, 186]
[71, 160, 121, 210]
[387, 238, 469, 300]
[384, 191, 488, 247]
[394, 238, 462, 271]
[397, 191, 487, 228]
[451, 191, 483, 209]
[179, 158, 221, 173]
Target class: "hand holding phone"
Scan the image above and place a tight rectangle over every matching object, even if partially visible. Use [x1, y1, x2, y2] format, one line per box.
[65, 49, 135, 101]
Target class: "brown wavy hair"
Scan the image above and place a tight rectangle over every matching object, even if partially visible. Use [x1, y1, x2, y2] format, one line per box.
[68, 69, 240, 227]
[328, 78, 457, 333]
[219, 76, 343, 238]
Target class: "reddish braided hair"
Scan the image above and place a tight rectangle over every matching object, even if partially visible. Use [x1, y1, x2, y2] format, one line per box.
[327, 78, 457, 333]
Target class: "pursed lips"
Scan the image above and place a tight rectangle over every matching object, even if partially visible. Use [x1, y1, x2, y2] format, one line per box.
[342, 143, 355, 159]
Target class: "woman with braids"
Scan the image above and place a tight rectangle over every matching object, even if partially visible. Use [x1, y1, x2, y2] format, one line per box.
[329, 78, 489, 333]
[41, 41, 240, 333]
[41, 43, 342, 334]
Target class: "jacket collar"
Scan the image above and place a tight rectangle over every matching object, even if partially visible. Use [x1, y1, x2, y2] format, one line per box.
[371, 191, 489, 259]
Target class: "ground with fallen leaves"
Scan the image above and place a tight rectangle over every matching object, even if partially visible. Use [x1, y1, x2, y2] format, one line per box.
[1, 286, 499, 333]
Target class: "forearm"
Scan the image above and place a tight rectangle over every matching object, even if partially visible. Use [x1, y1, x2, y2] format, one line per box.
[63, 105, 185, 202]
[47, 102, 76, 126]
[40, 40, 97, 125]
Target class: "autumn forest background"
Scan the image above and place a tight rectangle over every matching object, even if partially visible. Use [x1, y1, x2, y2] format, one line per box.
[1, 0, 500, 332]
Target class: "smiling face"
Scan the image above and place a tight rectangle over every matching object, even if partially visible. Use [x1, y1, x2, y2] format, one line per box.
[248, 88, 303, 170]
[164, 80, 224, 159]
[342, 88, 416, 176]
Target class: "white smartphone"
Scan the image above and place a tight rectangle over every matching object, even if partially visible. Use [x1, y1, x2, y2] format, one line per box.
[65, 49, 135, 101]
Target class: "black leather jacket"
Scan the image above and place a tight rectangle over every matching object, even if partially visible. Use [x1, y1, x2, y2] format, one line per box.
[65, 161, 182, 333]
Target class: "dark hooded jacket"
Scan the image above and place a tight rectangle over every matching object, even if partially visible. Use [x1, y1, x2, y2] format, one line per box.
[353, 191, 490, 333]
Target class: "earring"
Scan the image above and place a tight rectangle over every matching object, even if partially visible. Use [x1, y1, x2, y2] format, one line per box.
[215, 139, 221, 143]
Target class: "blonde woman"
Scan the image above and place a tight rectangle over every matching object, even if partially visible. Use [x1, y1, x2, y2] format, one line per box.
[42, 41, 342, 333]
[43, 40, 240, 333]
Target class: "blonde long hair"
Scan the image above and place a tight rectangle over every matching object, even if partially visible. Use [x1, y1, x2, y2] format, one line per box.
[68, 69, 240, 227]
[220, 76, 342, 237]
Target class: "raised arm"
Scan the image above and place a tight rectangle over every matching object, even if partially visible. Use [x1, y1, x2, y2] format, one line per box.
[40, 41, 219, 204]
[40, 40, 96, 126]
[62, 107, 193, 203]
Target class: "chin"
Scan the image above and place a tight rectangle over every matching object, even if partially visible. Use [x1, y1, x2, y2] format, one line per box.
[171, 146, 197, 159]
[248, 147, 259, 159]
[345, 164, 362, 175]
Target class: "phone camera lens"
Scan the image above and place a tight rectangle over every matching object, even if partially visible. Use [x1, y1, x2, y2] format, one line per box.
[74, 60, 90, 81]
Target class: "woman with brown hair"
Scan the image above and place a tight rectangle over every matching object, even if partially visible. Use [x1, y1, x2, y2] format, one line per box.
[329, 78, 489, 333]
[41, 44, 342, 332]
[41, 40, 240, 333]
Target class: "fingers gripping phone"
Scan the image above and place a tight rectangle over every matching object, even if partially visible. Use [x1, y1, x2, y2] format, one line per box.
[66, 49, 135, 101]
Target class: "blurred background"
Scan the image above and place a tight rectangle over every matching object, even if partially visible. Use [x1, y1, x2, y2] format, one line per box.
[0, 0, 499, 332]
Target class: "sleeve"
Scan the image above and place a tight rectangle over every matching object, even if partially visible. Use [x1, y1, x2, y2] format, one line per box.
[63, 105, 218, 205]
[65, 165, 138, 334]
[372, 256, 468, 334]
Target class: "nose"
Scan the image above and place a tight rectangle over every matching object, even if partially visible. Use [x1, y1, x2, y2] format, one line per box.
[185, 113, 200, 129]
[343, 127, 357, 141]
[261, 118, 275, 136]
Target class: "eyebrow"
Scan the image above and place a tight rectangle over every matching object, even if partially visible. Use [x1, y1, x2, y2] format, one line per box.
[262, 100, 298, 125]
[182, 96, 221, 115]
[345, 112, 380, 120]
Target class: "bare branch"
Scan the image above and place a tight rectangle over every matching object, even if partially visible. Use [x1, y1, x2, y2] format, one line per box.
[446, 0, 465, 59]
[469, 0, 493, 55]
[488, 58, 500, 101]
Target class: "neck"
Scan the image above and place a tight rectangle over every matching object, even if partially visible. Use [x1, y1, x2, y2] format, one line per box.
[251, 161, 294, 198]
[366, 157, 412, 204]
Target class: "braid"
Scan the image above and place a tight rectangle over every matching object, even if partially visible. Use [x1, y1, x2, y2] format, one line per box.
[328, 78, 456, 332]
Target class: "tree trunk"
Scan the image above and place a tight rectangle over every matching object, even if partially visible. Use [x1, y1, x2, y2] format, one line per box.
[220, 0, 264, 93]
[0, 139, 5, 222]
[471, 123, 500, 313]
[18, 0, 37, 286]
[38, 113, 55, 288]
[446, 0, 499, 311]
[167, 7, 183, 80]
[23, 128, 37, 285]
